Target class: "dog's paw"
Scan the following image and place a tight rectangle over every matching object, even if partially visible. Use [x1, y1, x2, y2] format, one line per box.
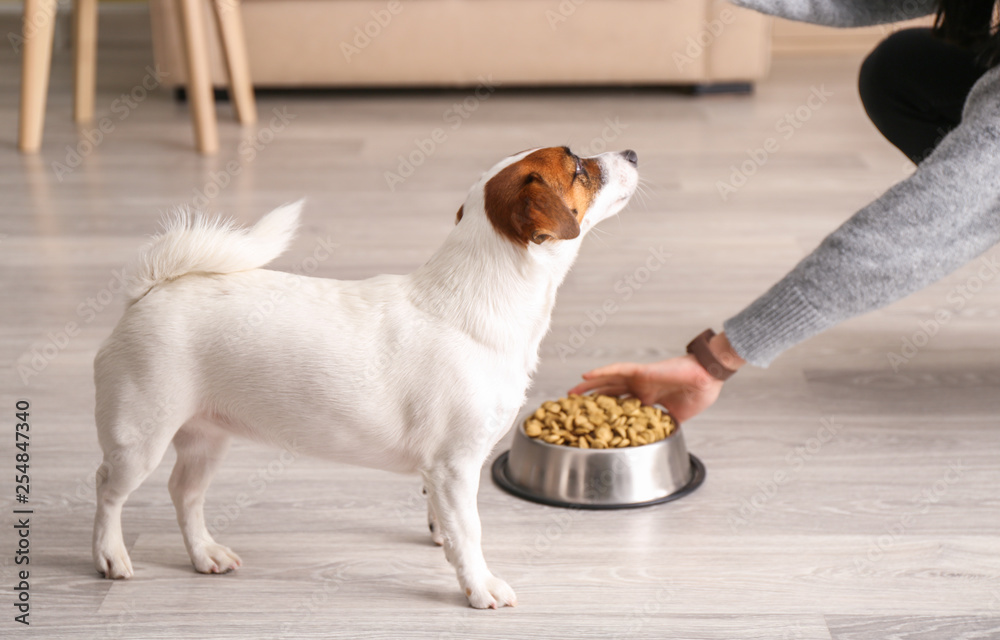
[192, 543, 242, 575]
[464, 575, 517, 609]
[95, 544, 134, 579]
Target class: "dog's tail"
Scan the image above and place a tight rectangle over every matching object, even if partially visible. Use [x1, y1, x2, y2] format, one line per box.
[125, 200, 303, 303]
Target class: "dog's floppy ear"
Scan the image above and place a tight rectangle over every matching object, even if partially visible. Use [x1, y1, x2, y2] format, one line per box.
[485, 168, 580, 246]
[520, 173, 580, 244]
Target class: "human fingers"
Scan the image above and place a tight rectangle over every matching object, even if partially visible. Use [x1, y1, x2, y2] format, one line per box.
[567, 378, 629, 397]
[579, 362, 640, 380]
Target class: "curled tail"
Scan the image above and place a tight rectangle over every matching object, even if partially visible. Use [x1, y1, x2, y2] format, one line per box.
[126, 200, 303, 303]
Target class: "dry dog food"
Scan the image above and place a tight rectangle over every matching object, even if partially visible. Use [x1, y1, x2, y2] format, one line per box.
[523, 394, 676, 448]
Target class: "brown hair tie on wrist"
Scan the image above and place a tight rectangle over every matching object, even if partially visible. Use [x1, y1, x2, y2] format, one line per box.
[686, 329, 737, 381]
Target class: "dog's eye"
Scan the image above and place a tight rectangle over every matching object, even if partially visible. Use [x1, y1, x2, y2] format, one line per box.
[572, 159, 586, 182]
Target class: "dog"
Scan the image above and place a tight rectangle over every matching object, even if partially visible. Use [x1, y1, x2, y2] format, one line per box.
[92, 146, 639, 608]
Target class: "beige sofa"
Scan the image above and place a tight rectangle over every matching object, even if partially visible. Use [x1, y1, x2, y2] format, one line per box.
[150, 0, 771, 88]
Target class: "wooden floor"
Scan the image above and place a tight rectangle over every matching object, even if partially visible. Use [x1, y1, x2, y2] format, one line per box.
[2, 35, 999, 640]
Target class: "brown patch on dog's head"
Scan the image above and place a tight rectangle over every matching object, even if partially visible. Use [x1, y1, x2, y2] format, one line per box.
[483, 147, 603, 247]
[455, 205, 464, 224]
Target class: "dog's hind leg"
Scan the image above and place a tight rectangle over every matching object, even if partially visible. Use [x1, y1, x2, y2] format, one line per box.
[93, 396, 187, 579]
[424, 485, 445, 546]
[168, 419, 240, 574]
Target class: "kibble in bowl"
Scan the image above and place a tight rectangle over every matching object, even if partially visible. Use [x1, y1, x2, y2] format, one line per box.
[494, 392, 705, 508]
[523, 394, 676, 449]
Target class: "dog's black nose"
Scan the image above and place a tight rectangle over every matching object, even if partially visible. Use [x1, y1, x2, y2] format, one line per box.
[622, 149, 638, 166]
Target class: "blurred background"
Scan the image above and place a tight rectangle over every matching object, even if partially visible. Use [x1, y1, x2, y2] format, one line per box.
[6, 3, 998, 640]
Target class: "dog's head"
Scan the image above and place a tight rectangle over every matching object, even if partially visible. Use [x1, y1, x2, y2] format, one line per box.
[458, 146, 638, 248]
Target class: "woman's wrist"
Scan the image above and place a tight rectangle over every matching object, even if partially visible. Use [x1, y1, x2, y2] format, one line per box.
[707, 331, 745, 373]
[686, 329, 744, 380]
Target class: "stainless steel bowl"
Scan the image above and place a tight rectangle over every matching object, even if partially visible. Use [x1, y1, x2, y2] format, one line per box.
[492, 408, 704, 509]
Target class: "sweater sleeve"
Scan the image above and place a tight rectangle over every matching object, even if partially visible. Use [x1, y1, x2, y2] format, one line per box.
[724, 65, 1000, 367]
[729, 0, 936, 27]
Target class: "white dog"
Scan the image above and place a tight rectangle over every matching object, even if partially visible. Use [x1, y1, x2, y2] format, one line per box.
[92, 146, 639, 608]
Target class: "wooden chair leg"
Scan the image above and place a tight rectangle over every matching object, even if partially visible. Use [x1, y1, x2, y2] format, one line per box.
[19, 0, 59, 153]
[211, 0, 256, 125]
[177, 0, 219, 154]
[72, 0, 98, 123]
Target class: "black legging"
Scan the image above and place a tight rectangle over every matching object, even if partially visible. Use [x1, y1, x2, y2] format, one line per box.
[859, 28, 990, 164]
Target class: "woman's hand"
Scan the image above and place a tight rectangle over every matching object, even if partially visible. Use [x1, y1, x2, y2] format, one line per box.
[568, 355, 724, 423]
[569, 331, 744, 422]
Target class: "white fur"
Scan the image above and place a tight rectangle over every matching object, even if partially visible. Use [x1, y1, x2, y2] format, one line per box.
[92, 150, 638, 609]
[125, 200, 302, 302]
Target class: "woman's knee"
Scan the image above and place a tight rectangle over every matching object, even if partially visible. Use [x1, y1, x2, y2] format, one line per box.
[859, 28, 932, 112]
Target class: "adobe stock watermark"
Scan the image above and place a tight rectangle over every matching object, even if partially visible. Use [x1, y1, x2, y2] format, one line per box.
[577, 117, 629, 156]
[206, 443, 300, 539]
[384, 76, 500, 191]
[727, 416, 841, 532]
[51, 65, 169, 181]
[673, 7, 737, 71]
[187, 106, 297, 210]
[223, 232, 338, 346]
[367, 268, 465, 382]
[520, 509, 579, 563]
[15, 266, 131, 385]
[611, 587, 677, 640]
[60, 392, 178, 514]
[520, 454, 648, 564]
[8, 0, 70, 55]
[212, 0, 239, 15]
[887, 251, 1000, 371]
[362, 274, 461, 385]
[989, 589, 1000, 619]
[545, 0, 586, 30]
[853, 459, 966, 575]
[716, 85, 833, 201]
[876, 0, 931, 36]
[520, 456, 634, 563]
[397, 406, 512, 536]
[276, 568, 347, 639]
[98, 597, 140, 640]
[340, 0, 403, 62]
[556, 245, 671, 362]
[437, 610, 477, 640]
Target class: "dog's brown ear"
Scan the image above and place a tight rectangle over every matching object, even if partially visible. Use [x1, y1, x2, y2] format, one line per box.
[521, 174, 580, 244]
[455, 205, 464, 224]
[485, 169, 580, 246]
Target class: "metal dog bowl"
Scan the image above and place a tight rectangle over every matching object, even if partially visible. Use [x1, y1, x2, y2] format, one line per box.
[492, 408, 705, 509]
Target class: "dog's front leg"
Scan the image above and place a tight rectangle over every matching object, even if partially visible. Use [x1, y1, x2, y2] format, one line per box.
[423, 465, 516, 609]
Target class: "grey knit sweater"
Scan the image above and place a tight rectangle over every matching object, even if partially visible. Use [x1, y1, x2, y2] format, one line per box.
[723, 0, 1000, 366]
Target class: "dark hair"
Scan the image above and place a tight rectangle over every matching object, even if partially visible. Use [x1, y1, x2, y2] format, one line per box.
[934, 0, 1000, 66]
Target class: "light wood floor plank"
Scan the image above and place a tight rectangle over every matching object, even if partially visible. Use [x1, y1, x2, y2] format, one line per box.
[1, 36, 997, 639]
